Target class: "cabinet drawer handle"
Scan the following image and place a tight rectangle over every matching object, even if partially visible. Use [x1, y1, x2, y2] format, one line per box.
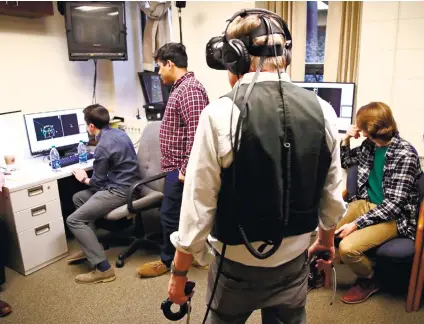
[28, 185, 43, 197]
[31, 205, 47, 217]
[35, 224, 50, 236]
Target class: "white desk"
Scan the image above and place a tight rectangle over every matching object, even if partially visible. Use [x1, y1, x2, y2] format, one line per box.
[0, 156, 94, 276]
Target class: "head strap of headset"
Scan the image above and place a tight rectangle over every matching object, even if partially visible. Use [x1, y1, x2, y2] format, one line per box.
[223, 9, 292, 57]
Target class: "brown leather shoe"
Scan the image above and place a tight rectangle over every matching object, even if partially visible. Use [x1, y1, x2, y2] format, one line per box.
[137, 260, 170, 278]
[341, 278, 379, 304]
[0, 299, 12, 317]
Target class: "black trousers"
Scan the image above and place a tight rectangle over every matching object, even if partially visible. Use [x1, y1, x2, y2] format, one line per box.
[160, 170, 184, 267]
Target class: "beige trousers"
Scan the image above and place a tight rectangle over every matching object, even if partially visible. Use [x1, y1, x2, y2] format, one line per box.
[337, 200, 398, 278]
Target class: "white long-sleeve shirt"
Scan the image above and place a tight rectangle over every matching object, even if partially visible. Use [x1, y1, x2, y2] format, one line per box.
[170, 72, 346, 267]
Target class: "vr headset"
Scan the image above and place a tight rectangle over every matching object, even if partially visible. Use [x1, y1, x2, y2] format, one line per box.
[205, 9, 293, 75]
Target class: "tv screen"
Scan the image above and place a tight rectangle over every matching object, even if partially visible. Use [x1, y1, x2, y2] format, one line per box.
[64, 2, 128, 61]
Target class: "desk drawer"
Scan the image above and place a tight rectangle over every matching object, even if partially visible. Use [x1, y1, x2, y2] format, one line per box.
[10, 181, 59, 212]
[18, 217, 67, 272]
[14, 199, 62, 233]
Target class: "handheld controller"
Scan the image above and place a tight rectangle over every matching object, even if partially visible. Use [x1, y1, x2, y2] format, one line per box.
[315, 251, 331, 262]
[308, 251, 337, 305]
[309, 251, 331, 284]
[161, 281, 196, 322]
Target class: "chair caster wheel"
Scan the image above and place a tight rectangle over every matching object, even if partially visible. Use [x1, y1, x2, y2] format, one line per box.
[116, 259, 124, 268]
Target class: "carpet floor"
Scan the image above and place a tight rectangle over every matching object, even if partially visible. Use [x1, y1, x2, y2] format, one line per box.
[1, 238, 424, 324]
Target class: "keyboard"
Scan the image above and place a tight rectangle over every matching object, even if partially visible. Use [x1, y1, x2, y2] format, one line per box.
[49, 152, 95, 168]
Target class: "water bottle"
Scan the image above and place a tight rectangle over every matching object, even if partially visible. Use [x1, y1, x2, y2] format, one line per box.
[77, 140, 87, 164]
[50, 145, 61, 171]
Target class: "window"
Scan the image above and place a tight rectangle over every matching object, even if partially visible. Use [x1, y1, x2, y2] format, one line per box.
[305, 1, 328, 82]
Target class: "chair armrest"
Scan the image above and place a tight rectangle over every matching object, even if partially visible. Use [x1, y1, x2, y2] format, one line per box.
[127, 172, 168, 213]
[342, 189, 348, 202]
[415, 201, 424, 253]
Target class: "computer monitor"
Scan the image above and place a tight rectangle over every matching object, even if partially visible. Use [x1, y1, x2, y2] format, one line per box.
[24, 108, 89, 155]
[292, 82, 355, 133]
[137, 71, 170, 106]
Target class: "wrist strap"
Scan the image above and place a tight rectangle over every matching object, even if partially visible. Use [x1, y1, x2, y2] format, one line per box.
[171, 261, 188, 277]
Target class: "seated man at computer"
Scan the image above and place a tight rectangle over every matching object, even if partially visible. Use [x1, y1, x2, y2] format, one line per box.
[66, 104, 141, 284]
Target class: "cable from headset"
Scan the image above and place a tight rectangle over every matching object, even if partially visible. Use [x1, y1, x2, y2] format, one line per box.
[229, 78, 241, 155]
[203, 72, 241, 324]
[331, 265, 337, 305]
[234, 57, 283, 259]
[201, 244, 227, 324]
[265, 16, 291, 227]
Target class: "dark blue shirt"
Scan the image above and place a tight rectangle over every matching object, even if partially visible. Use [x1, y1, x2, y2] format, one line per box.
[90, 126, 141, 192]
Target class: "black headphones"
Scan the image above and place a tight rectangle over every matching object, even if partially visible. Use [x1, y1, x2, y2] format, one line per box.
[206, 8, 292, 75]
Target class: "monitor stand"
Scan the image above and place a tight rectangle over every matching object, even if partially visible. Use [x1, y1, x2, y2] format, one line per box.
[143, 103, 165, 121]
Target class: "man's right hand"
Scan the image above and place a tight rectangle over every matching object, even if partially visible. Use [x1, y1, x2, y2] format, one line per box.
[343, 125, 360, 145]
[308, 238, 336, 270]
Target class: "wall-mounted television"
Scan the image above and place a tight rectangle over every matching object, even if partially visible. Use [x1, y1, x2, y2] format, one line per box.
[64, 1, 128, 61]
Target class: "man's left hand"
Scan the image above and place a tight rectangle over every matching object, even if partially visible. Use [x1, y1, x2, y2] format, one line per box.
[168, 275, 190, 305]
[72, 169, 88, 183]
[335, 222, 358, 239]
[178, 171, 185, 183]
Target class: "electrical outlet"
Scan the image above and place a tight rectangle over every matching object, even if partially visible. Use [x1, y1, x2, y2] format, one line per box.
[121, 117, 148, 144]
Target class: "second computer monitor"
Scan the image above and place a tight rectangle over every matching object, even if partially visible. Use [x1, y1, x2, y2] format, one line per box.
[24, 108, 89, 155]
[138, 71, 170, 105]
[292, 82, 355, 133]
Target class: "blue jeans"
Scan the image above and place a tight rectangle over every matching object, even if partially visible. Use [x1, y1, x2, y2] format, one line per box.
[160, 170, 184, 267]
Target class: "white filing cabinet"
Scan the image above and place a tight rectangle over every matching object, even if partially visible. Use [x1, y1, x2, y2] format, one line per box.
[0, 180, 68, 275]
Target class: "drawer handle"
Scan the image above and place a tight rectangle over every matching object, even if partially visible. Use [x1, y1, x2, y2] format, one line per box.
[35, 224, 50, 236]
[31, 205, 47, 217]
[28, 185, 43, 197]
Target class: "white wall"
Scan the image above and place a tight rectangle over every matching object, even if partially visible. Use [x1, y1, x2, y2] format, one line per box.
[0, 2, 150, 160]
[112, 1, 145, 118]
[0, 4, 115, 159]
[356, 1, 424, 156]
[171, 1, 255, 101]
[0, 6, 114, 114]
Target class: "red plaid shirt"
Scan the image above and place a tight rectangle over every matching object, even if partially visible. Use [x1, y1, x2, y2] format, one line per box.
[160, 72, 209, 175]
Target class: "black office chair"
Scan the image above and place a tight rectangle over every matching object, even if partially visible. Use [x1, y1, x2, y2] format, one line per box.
[98, 121, 167, 268]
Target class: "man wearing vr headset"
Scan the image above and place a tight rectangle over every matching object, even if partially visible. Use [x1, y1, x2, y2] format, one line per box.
[167, 9, 345, 323]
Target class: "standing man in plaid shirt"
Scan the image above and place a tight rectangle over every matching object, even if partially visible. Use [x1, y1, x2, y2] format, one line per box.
[137, 43, 209, 277]
[336, 102, 422, 304]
